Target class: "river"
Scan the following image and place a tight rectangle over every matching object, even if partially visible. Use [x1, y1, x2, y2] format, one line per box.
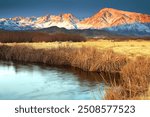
[0, 61, 116, 100]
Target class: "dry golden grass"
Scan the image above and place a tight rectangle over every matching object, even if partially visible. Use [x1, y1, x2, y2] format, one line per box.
[137, 86, 150, 100]
[0, 44, 127, 73]
[1, 39, 150, 100]
[2, 39, 150, 58]
[105, 57, 150, 100]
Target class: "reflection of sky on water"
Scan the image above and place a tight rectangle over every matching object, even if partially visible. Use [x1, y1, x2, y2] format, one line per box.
[0, 61, 105, 100]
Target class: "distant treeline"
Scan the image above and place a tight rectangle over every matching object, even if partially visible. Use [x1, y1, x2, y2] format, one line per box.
[0, 31, 86, 43]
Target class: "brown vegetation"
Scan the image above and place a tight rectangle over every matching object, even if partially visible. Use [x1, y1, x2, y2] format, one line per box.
[0, 31, 86, 43]
[0, 44, 149, 99]
[0, 45, 127, 73]
[105, 57, 150, 100]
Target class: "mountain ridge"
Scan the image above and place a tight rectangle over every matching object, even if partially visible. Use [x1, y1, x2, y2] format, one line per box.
[1, 8, 150, 30]
[78, 8, 150, 29]
[0, 8, 150, 37]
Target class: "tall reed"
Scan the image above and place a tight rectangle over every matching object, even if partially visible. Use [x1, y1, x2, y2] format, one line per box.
[0, 44, 149, 99]
[105, 57, 150, 100]
[0, 45, 127, 73]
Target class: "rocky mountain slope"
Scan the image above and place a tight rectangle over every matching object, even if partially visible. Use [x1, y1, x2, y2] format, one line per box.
[0, 13, 79, 30]
[78, 8, 150, 29]
[0, 8, 150, 36]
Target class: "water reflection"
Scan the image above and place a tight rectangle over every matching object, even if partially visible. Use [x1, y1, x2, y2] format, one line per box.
[0, 61, 119, 100]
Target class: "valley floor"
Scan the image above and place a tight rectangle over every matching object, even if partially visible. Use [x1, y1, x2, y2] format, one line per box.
[3, 39, 150, 58]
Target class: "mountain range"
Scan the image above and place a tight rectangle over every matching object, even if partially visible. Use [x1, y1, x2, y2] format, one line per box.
[0, 8, 150, 37]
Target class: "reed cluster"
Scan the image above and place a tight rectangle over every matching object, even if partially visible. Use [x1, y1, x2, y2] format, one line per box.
[105, 57, 150, 100]
[0, 44, 149, 99]
[0, 45, 127, 72]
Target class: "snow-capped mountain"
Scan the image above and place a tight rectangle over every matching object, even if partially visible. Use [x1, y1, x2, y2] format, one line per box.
[0, 18, 33, 30]
[0, 8, 150, 36]
[34, 13, 79, 29]
[78, 8, 150, 29]
[0, 13, 79, 30]
[105, 22, 150, 36]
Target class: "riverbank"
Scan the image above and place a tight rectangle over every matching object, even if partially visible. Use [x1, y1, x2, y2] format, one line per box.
[0, 40, 150, 100]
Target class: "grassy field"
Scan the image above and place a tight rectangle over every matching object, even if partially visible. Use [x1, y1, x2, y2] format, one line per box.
[2, 39, 150, 58]
[0, 39, 150, 100]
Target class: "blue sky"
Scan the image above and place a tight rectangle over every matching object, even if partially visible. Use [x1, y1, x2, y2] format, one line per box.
[0, 0, 150, 18]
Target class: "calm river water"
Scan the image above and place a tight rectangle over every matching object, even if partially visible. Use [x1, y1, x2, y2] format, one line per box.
[0, 61, 113, 100]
